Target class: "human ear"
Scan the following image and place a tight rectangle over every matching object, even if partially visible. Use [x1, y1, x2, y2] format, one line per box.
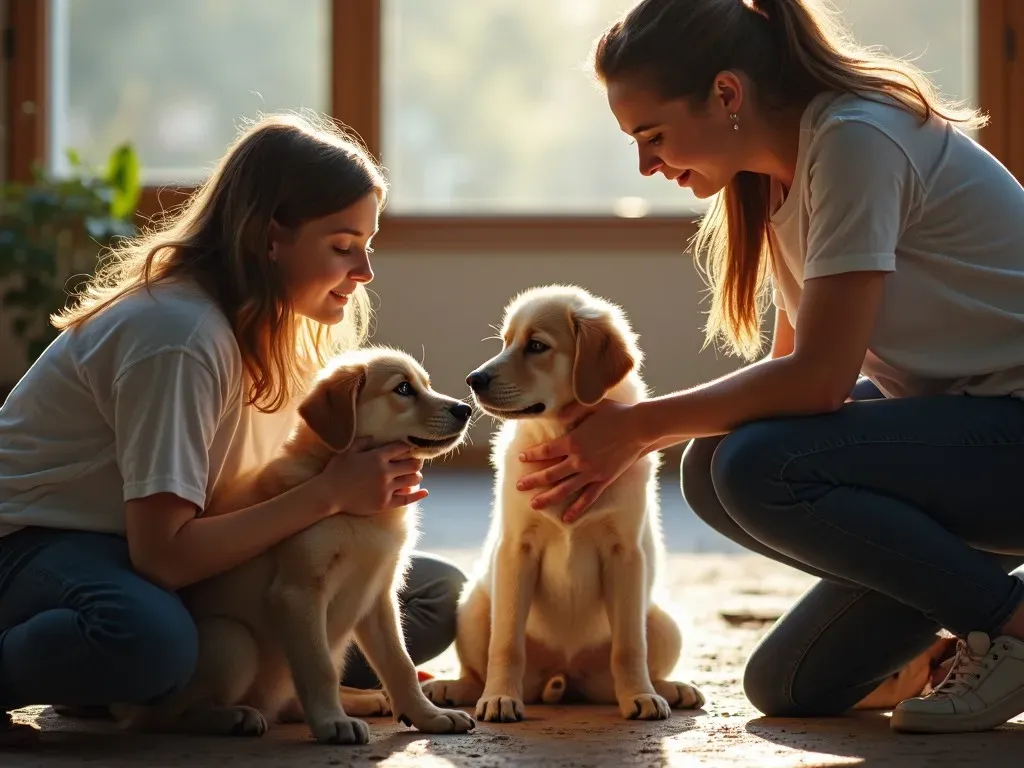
[710, 71, 745, 118]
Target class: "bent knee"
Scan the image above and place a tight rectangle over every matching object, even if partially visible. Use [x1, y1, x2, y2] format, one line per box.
[709, 422, 791, 511]
[742, 643, 800, 717]
[403, 554, 468, 661]
[742, 643, 850, 718]
[680, 436, 727, 522]
[86, 589, 198, 702]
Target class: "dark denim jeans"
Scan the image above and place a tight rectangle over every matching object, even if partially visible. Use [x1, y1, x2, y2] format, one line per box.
[0, 526, 465, 712]
[681, 378, 1024, 717]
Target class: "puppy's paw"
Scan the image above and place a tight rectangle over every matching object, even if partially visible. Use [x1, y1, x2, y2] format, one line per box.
[398, 706, 476, 734]
[225, 706, 269, 736]
[620, 693, 671, 721]
[310, 715, 370, 745]
[422, 678, 483, 708]
[654, 679, 706, 710]
[339, 689, 392, 718]
[186, 705, 268, 737]
[475, 694, 524, 723]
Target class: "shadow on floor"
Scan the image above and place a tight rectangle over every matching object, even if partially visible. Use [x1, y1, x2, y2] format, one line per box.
[745, 712, 1024, 767]
[8, 705, 706, 768]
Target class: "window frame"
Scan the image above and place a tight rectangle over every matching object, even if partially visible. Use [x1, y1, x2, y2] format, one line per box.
[6, 0, 1019, 253]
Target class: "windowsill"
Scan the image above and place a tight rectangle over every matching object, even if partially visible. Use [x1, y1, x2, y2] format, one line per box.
[135, 187, 703, 254]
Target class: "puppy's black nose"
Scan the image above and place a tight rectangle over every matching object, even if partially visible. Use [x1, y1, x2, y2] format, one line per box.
[466, 370, 492, 392]
[450, 402, 472, 422]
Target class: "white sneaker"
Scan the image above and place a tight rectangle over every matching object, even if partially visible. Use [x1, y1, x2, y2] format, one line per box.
[890, 631, 1024, 733]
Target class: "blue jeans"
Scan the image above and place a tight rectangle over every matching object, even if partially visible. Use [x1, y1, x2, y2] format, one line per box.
[0, 527, 465, 712]
[681, 378, 1024, 717]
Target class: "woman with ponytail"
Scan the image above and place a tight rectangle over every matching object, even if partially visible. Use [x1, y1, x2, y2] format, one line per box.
[516, 0, 1024, 734]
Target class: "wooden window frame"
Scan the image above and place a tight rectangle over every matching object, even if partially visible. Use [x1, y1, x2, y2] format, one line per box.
[6, 0, 1020, 253]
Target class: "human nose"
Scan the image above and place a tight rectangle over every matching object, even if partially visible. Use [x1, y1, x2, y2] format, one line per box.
[350, 250, 374, 284]
[638, 147, 664, 177]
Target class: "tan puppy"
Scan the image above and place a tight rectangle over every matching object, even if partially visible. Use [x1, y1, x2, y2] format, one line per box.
[423, 285, 705, 722]
[114, 346, 477, 745]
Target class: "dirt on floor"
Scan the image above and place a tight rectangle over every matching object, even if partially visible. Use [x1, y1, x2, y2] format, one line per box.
[5, 552, 1023, 767]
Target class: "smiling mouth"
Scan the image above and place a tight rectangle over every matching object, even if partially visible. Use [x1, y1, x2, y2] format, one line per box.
[330, 290, 349, 303]
[407, 434, 462, 449]
[478, 402, 546, 417]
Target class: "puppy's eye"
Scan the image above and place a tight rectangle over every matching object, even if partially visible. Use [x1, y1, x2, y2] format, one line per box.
[525, 340, 549, 354]
[394, 381, 415, 397]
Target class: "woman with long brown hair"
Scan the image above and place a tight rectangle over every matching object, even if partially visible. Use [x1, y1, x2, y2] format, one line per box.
[518, 0, 1024, 734]
[0, 112, 464, 742]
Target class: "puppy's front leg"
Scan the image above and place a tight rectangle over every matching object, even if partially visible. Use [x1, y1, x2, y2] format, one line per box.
[266, 581, 367, 745]
[353, 588, 476, 735]
[603, 547, 669, 720]
[476, 540, 540, 722]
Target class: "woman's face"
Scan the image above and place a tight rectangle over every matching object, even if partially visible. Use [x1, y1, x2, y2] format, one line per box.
[269, 191, 379, 325]
[606, 74, 746, 200]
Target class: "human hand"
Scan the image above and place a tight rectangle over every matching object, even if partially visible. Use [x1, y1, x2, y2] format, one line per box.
[317, 439, 426, 516]
[516, 400, 649, 523]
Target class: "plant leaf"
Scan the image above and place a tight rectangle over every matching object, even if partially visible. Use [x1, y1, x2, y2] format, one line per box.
[105, 144, 142, 219]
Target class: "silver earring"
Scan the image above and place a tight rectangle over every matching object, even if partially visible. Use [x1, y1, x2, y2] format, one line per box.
[730, 113, 739, 131]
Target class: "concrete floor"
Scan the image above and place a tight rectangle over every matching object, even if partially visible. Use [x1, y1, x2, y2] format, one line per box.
[6, 475, 1022, 766]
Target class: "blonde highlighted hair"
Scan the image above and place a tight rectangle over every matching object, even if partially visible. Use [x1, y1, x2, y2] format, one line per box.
[592, 0, 986, 359]
[54, 111, 385, 412]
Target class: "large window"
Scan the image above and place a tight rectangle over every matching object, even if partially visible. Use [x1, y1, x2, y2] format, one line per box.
[379, 0, 980, 217]
[835, 0, 978, 113]
[381, 0, 696, 217]
[46, 0, 330, 183]
[6, 0, 1017, 250]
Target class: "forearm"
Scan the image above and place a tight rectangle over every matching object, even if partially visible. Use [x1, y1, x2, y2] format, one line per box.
[140, 478, 332, 590]
[639, 336, 795, 458]
[634, 354, 843, 450]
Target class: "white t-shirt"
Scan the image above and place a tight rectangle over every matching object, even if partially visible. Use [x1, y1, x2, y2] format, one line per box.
[0, 279, 299, 537]
[770, 91, 1024, 398]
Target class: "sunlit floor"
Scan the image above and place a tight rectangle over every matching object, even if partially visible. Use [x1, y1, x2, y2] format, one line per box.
[11, 552, 1023, 767]
[10, 473, 1024, 767]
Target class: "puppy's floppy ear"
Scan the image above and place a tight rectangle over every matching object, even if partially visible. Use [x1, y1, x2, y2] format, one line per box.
[571, 311, 638, 406]
[298, 364, 366, 451]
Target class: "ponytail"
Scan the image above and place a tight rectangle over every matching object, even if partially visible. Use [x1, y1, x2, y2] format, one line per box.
[593, 0, 986, 359]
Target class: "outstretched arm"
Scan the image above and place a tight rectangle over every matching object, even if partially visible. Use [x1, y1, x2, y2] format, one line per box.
[639, 302, 797, 457]
[519, 270, 885, 520]
[631, 269, 883, 446]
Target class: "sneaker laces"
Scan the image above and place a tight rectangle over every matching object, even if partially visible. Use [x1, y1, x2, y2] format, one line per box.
[931, 631, 1004, 697]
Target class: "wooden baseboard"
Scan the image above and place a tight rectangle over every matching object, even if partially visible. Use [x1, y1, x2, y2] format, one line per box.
[431, 443, 686, 474]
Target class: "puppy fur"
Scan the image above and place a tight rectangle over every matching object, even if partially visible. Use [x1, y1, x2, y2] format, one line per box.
[113, 346, 476, 745]
[423, 285, 705, 722]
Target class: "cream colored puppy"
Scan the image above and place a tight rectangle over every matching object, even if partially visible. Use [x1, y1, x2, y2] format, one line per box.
[114, 346, 477, 745]
[423, 285, 705, 722]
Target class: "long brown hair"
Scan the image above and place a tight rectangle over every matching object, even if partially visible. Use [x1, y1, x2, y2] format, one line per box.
[592, 0, 986, 359]
[54, 111, 384, 412]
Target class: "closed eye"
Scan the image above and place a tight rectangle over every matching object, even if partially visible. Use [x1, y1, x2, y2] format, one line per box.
[628, 134, 662, 147]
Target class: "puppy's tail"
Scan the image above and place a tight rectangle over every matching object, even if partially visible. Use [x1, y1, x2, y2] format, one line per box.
[541, 673, 568, 704]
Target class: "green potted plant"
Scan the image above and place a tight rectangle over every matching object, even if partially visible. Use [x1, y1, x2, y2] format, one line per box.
[0, 143, 141, 370]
